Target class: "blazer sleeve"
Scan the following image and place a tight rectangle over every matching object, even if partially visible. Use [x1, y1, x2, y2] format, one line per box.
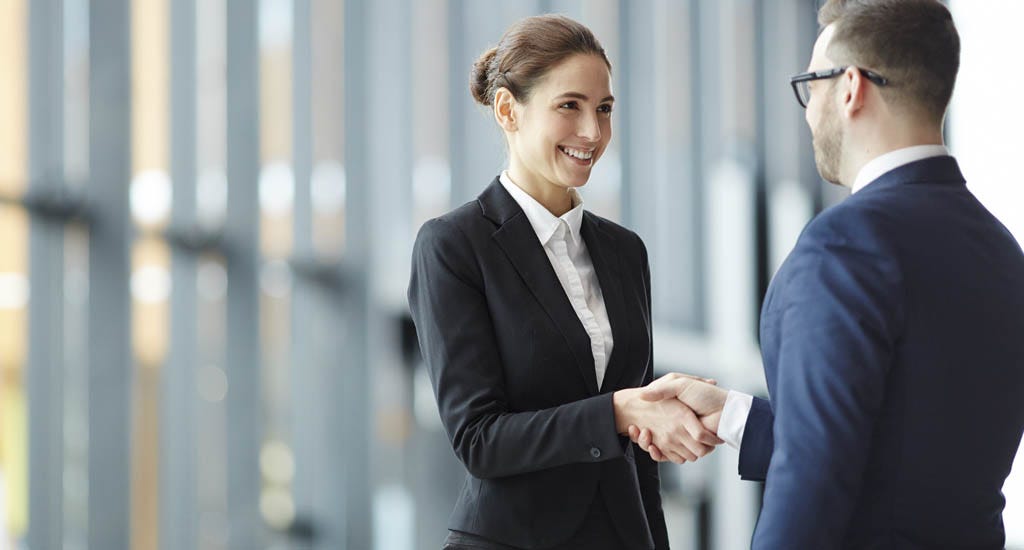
[633, 239, 669, 549]
[737, 396, 774, 481]
[408, 217, 626, 480]
[751, 227, 904, 549]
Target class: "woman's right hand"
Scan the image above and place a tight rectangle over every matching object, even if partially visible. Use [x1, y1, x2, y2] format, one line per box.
[612, 388, 723, 463]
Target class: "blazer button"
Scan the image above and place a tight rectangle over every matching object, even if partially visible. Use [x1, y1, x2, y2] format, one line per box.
[590, 447, 602, 459]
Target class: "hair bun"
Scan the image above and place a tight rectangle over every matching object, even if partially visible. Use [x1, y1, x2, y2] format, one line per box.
[470, 46, 498, 106]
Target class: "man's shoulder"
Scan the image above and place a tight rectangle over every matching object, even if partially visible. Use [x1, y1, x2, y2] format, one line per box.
[797, 196, 896, 251]
[772, 196, 905, 299]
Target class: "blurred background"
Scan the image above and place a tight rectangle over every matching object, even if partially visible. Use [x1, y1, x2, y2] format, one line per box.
[0, 0, 1021, 548]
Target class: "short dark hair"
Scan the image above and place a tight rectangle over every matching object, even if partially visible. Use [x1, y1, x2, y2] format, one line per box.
[469, 14, 611, 107]
[819, 0, 960, 121]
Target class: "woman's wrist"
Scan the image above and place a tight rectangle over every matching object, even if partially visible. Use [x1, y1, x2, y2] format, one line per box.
[612, 388, 641, 434]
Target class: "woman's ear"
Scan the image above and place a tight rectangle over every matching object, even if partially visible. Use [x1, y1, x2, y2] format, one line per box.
[494, 87, 518, 132]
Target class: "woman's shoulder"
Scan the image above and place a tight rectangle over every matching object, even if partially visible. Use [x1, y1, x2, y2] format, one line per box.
[583, 211, 647, 251]
[414, 198, 491, 252]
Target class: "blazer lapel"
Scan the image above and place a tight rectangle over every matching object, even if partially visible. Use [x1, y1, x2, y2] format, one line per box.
[481, 180, 600, 395]
[581, 213, 632, 391]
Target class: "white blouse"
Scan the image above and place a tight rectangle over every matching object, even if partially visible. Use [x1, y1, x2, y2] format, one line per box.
[499, 171, 614, 389]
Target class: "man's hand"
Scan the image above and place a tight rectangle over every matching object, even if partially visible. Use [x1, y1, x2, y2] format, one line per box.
[627, 373, 729, 462]
[612, 387, 723, 464]
[642, 372, 728, 431]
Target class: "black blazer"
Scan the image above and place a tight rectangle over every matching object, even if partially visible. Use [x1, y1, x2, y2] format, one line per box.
[408, 178, 668, 550]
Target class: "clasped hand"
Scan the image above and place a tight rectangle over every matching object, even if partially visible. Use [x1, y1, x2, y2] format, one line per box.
[613, 373, 729, 464]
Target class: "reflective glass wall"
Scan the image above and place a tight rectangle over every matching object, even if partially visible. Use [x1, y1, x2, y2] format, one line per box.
[0, 1, 1020, 549]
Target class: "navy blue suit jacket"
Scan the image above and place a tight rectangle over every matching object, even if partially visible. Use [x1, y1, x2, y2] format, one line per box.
[738, 156, 1024, 548]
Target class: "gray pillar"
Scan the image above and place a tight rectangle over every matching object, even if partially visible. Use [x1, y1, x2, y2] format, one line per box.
[161, 0, 200, 547]
[760, 0, 817, 274]
[367, 0, 418, 545]
[290, 0, 314, 537]
[616, 0, 644, 231]
[289, 1, 348, 547]
[447, 1, 542, 206]
[27, 0, 65, 548]
[619, 0, 705, 330]
[292, 1, 313, 264]
[87, 0, 133, 547]
[342, 1, 373, 546]
[225, 0, 263, 547]
[446, 0, 468, 205]
[703, 2, 765, 549]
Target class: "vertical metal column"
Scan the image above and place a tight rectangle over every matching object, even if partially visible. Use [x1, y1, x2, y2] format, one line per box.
[619, 0, 705, 330]
[446, 0, 467, 206]
[342, 0, 373, 547]
[701, 2, 763, 549]
[225, 0, 263, 547]
[409, 2, 465, 545]
[447, 1, 540, 206]
[759, 0, 817, 273]
[687, 0, 708, 332]
[367, 0, 412, 298]
[616, 0, 634, 242]
[87, 0, 133, 547]
[27, 0, 64, 548]
[366, 0, 414, 545]
[800, 0, 832, 213]
[290, 1, 345, 547]
[161, 0, 199, 546]
[291, 0, 314, 543]
[617, 0, 654, 239]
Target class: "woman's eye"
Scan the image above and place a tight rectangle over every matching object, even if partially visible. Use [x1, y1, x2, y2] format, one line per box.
[598, 104, 613, 114]
[559, 101, 578, 110]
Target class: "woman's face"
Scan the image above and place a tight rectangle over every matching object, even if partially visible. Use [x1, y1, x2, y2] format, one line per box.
[504, 54, 613, 191]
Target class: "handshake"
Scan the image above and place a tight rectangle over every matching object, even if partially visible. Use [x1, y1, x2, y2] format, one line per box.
[612, 373, 729, 464]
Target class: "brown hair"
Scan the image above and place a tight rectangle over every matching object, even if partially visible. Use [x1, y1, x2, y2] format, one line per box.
[470, 14, 611, 107]
[818, 0, 960, 121]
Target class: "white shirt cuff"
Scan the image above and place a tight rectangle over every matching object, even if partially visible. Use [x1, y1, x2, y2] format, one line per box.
[718, 390, 754, 450]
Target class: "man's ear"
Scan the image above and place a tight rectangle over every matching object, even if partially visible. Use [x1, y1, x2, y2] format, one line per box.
[494, 87, 518, 132]
[843, 66, 866, 118]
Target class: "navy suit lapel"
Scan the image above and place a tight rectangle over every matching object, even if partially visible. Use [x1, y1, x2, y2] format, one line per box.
[481, 180, 600, 395]
[581, 214, 631, 391]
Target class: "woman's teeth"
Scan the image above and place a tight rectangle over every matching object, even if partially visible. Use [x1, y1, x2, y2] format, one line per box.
[559, 146, 593, 161]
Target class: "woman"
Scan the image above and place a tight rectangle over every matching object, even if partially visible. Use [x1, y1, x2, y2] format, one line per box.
[408, 14, 717, 550]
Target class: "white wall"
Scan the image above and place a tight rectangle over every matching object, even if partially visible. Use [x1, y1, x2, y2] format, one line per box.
[949, 2, 1024, 546]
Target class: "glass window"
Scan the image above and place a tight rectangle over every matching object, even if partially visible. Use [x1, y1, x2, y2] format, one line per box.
[311, 0, 345, 258]
[130, 0, 172, 544]
[0, 0, 29, 542]
[949, 3, 1024, 547]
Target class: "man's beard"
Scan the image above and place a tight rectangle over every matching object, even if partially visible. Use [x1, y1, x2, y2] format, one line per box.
[812, 101, 843, 185]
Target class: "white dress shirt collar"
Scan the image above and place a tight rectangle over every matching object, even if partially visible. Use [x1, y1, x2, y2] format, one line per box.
[499, 170, 584, 245]
[851, 144, 950, 194]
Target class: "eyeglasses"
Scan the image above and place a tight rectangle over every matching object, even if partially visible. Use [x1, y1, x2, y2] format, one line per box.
[790, 66, 889, 108]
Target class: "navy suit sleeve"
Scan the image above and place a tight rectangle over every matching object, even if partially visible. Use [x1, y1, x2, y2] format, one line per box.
[408, 218, 625, 480]
[738, 397, 774, 481]
[752, 225, 904, 549]
[633, 239, 670, 549]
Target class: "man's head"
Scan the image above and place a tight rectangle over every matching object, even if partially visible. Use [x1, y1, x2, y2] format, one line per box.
[819, 0, 960, 121]
[803, 0, 960, 185]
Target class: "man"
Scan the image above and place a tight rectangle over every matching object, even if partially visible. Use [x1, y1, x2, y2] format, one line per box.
[632, 0, 1024, 547]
